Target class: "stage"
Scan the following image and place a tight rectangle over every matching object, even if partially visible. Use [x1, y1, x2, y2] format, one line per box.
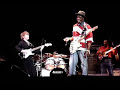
[0, 4, 120, 88]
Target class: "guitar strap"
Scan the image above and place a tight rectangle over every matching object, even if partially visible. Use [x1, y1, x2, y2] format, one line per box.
[23, 39, 34, 47]
[106, 46, 110, 51]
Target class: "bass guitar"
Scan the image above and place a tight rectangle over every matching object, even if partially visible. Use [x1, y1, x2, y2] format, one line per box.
[98, 44, 120, 60]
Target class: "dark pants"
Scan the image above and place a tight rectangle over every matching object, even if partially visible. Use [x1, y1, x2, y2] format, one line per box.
[23, 56, 37, 77]
[100, 58, 113, 76]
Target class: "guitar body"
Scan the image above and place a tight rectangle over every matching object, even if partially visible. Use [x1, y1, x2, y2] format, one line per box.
[20, 49, 34, 59]
[23, 49, 34, 58]
[98, 56, 103, 61]
[69, 38, 82, 54]
[69, 25, 98, 54]
[98, 53, 108, 60]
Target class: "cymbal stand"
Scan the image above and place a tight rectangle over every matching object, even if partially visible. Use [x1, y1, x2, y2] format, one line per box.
[39, 45, 45, 77]
[35, 61, 41, 77]
[34, 45, 45, 77]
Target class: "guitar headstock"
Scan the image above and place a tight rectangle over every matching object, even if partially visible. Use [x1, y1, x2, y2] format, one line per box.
[116, 44, 120, 48]
[45, 43, 52, 47]
[92, 25, 98, 31]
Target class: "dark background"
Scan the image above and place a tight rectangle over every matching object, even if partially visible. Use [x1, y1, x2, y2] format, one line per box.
[0, 4, 120, 67]
[0, 4, 120, 87]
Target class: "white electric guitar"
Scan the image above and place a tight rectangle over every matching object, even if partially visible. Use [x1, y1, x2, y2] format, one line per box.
[19, 43, 52, 59]
[69, 26, 98, 54]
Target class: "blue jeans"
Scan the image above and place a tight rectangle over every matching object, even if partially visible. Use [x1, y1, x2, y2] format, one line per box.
[69, 50, 88, 76]
[100, 58, 113, 76]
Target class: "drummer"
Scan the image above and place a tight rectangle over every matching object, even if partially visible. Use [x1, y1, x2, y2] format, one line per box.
[45, 51, 66, 70]
[45, 51, 63, 64]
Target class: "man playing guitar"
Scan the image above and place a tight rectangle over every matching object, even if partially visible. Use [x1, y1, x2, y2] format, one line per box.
[96, 40, 118, 76]
[64, 10, 98, 76]
[15, 31, 37, 77]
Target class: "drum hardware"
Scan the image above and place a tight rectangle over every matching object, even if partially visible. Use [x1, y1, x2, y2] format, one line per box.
[32, 42, 52, 77]
[40, 57, 68, 77]
[36, 45, 44, 77]
[34, 51, 69, 77]
[32, 54, 43, 77]
[36, 57, 68, 77]
[35, 43, 52, 77]
[34, 62, 41, 76]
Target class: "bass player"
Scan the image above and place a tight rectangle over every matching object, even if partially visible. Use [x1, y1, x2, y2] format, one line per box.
[96, 40, 119, 76]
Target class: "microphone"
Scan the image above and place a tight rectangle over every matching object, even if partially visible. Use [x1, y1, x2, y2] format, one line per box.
[41, 38, 46, 44]
[44, 40, 46, 43]
[112, 42, 114, 47]
[65, 42, 68, 46]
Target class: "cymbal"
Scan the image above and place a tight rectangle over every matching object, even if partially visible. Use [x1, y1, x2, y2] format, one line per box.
[49, 53, 69, 58]
[42, 53, 69, 59]
[43, 53, 53, 57]
[60, 54, 68, 58]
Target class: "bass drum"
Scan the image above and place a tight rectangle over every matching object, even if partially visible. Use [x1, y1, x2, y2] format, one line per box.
[50, 68, 67, 77]
[40, 68, 67, 77]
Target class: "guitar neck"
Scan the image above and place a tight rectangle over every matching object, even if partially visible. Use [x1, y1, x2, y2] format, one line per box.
[30, 43, 52, 52]
[105, 46, 117, 54]
[31, 45, 43, 52]
[85, 29, 93, 36]
[79, 28, 94, 41]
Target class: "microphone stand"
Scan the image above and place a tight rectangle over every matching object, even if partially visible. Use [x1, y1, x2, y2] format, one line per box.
[35, 44, 45, 77]
[39, 45, 45, 77]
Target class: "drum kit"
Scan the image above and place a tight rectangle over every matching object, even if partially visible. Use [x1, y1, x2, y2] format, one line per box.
[32, 52, 69, 77]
